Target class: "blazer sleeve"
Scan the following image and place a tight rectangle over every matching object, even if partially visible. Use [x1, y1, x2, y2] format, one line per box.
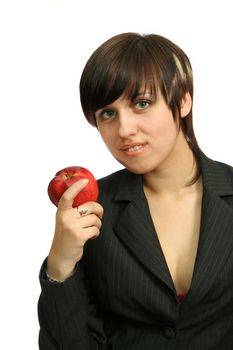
[38, 259, 107, 350]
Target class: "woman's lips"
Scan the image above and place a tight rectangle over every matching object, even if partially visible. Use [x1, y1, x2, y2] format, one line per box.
[120, 143, 147, 156]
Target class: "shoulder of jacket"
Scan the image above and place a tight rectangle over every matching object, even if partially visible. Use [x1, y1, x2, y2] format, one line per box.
[201, 151, 233, 182]
[214, 159, 233, 182]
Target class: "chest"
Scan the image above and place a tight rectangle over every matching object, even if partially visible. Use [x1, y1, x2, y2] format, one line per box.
[146, 191, 203, 295]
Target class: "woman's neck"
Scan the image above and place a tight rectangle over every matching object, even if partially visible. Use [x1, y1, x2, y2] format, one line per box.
[143, 136, 201, 198]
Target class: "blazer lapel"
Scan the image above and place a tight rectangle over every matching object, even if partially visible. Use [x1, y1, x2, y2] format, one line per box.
[186, 153, 233, 305]
[113, 171, 175, 292]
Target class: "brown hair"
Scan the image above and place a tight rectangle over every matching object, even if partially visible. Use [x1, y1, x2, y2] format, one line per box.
[79, 32, 202, 185]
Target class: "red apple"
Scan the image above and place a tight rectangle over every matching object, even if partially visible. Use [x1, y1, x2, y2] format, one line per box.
[47, 166, 99, 207]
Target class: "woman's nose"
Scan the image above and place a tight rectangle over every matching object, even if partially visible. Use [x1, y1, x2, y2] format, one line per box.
[118, 112, 138, 138]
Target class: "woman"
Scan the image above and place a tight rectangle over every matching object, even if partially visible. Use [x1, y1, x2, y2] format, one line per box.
[38, 33, 233, 349]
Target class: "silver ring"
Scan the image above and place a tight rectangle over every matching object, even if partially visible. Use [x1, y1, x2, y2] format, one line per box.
[77, 207, 88, 216]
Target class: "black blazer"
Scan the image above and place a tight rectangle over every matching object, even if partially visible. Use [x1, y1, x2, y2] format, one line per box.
[38, 152, 233, 349]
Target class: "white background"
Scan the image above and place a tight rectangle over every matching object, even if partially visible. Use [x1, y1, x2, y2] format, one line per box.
[0, 0, 232, 348]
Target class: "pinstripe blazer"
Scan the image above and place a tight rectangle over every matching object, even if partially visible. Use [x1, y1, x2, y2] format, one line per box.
[38, 152, 233, 349]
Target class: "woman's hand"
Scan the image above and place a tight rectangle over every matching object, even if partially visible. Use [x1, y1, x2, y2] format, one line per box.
[47, 179, 103, 281]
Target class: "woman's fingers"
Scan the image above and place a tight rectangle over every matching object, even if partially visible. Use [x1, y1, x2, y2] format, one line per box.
[50, 186, 104, 278]
[55, 202, 104, 244]
[74, 214, 102, 242]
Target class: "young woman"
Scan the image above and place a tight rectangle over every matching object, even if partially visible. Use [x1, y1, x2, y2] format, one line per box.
[38, 33, 233, 349]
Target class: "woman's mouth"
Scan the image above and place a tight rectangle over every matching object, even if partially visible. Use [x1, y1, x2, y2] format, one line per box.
[120, 143, 147, 156]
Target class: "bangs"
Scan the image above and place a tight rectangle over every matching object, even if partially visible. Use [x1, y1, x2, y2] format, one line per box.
[96, 47, 161, 105]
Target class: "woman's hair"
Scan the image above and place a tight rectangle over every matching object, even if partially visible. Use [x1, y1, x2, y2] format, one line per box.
[80, 32, 202, 185]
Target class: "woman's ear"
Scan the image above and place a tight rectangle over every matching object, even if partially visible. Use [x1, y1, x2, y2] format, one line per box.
[180, 92, 192, 118]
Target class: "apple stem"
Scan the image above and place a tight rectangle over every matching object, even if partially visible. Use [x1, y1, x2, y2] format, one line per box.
[62, 173, 72, 181]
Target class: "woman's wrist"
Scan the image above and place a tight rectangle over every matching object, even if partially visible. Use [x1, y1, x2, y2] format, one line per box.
[45, 267, 75, 283]
[45, 269, 64, 283]
[47, 254, 76, 282]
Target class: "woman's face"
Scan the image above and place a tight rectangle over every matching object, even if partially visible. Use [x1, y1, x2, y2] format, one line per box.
[95, 91, 188, 175]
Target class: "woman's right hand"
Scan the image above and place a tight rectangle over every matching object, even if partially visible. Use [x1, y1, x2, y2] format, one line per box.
[47, 178, 103, 281]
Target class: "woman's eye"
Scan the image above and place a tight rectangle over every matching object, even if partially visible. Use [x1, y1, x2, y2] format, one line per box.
[98, 109, 116, 120]
[135, 100, 150, 110]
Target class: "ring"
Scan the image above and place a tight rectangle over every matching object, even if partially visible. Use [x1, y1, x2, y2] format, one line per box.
[77, 207, 88, 216]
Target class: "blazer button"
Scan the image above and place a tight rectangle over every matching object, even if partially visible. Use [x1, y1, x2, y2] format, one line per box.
[163, 326, 176, 339]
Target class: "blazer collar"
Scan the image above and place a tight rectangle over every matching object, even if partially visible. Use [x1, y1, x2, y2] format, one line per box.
[113, 170, 143, 202]
[113, 152, 233, 300]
